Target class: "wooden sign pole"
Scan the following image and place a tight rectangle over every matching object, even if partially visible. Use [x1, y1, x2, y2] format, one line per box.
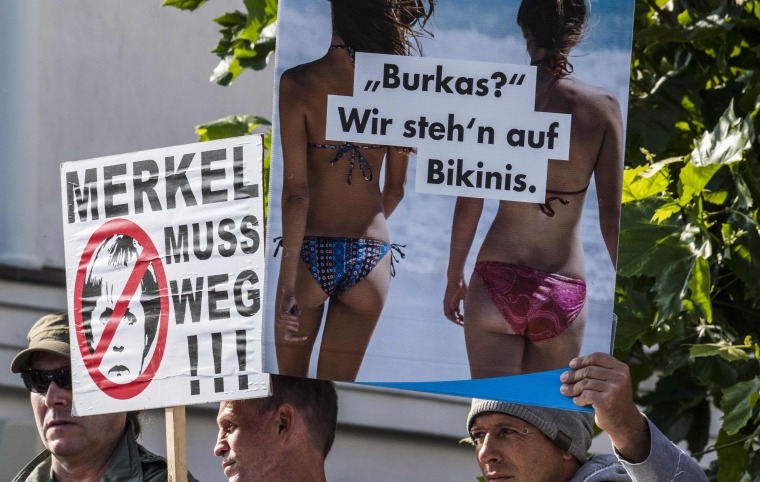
[166, 405, 188, 482]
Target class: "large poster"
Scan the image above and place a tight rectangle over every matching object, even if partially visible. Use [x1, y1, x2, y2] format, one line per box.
[265, 0, 634, 409]
[61, 136, 269, 414]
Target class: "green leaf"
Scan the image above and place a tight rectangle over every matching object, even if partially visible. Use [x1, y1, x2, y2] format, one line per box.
[702, 188, 730, 205]
[210, 55, 243, 86]
[613, 288, 654, 351]
[161, 0, 208, 11]
[619, 201, 698, 321]
[734, 170, 754, 210]
[722, 216, 760, 296]
[244, 0, 267, 21]
[690, 343, 749, 363]
[716, 428, 750, 482]
[691, 355, 738, 388]
[677, 10, 693, 26]
[679, 163, 723, 204]
[622, 164, 671, 203]
[650, 243, 695, 322]
[239, 18, 267, 44]
[617, 199, 684, 277]
[626, 81, 692, 158]
[237, 36, 276, 71]
[239, 0, 277, 47]
[686, 256, 713, 323]
[690, 100, 754, 167]
[213, 11, 247, 27]
[195, 115, 270, 142]
[721, 377, 760, 435]
[736, 159, 760, 210]
[262, 129, 272, 224]
[652, 202, 681, 224]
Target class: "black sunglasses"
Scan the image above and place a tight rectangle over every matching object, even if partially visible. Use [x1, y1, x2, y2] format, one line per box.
[21, 366, 72, 393]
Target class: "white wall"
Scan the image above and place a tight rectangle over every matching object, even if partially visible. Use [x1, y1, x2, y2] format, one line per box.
[0, 0, 274, 270]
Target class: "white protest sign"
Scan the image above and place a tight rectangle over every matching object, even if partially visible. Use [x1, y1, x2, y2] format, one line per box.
[60, 136, 269, 415]
[325, 53, 571, 202]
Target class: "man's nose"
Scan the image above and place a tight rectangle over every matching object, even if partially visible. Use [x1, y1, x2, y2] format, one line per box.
[214, 434, 228, 457]
[44, 379, 72, 408]
[478, 433, 502, 464]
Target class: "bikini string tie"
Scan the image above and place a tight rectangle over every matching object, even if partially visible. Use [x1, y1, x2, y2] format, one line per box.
[389, 243, 406, 277]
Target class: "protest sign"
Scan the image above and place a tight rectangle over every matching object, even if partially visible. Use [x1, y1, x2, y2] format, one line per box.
[265, 0, 634, 409]
[61, 136, 269, 415]
[326, 54, 570, 202]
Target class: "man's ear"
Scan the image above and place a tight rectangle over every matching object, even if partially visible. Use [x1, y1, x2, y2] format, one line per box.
[561, 451, 576, 463]
[275, 404, 296, 437]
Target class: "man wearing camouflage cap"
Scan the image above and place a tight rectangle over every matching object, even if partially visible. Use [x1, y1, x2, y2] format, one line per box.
[467, 352, 708, 481]
[10, 313, 198, 482]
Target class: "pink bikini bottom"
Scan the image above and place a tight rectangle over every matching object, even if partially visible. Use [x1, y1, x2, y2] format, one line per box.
[474, 261, 586, 342]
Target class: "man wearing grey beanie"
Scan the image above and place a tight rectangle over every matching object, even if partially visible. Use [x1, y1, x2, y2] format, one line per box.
[467, 352, 707, 481]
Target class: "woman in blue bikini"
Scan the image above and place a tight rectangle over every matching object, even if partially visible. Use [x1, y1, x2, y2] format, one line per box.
[444, 0, 623, 378]
[275, 0, 434, 381]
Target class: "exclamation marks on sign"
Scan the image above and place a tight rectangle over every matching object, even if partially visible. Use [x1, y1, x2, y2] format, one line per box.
[187, 335, 200, 396]
[212, 332, 224, 393]
[236, 330, 248, 390]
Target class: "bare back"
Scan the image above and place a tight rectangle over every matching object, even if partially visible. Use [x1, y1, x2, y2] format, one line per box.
[478, 72, 623, 278]
[279, 49, 392, 243]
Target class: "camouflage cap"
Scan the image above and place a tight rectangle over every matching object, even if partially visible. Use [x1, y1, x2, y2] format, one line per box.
[11, 313, 71, 373]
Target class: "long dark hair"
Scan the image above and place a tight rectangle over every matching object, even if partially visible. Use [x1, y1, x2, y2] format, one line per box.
[331, 0, 435, 55]
[517, 0, 588, 76]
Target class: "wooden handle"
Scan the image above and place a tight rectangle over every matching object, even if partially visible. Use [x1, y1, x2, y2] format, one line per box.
[166, 405, 188, 482]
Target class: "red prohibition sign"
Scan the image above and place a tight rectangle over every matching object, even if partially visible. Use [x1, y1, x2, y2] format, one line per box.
[73, 218, 169, 400]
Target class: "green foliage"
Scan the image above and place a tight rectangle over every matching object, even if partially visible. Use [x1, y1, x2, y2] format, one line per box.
[161, 0, 208, 11]
[209, 0, 277, 85]
[164, 0, 277, 85]
[195, 114, 270, 142]
[619, 0, 760, 478]
[165, 0, 277, 221]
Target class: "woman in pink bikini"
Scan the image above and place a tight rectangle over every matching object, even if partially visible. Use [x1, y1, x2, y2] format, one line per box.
[443, 0, 623, 378]
[275, 0, 434, 381]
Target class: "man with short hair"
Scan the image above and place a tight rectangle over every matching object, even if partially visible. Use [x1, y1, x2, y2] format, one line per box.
[10, 313, 197, 482]
[214, 374, 338, 482]
[468, 352, 708, 481]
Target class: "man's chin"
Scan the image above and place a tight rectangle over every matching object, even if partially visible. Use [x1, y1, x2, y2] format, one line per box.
[223, 462, 239, 480]
[46, 436, 84, 457]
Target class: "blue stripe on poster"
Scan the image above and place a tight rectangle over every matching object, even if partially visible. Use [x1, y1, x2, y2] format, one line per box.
[359, 369, 594, 412]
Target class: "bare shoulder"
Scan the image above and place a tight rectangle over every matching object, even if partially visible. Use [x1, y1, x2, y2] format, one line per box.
[279, 61, 328, 114]
[280, 62, 316, 93]
[570, 79, 622, 122]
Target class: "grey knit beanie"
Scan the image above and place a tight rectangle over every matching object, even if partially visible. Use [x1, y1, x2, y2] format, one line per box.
[467, 399, 594, 463]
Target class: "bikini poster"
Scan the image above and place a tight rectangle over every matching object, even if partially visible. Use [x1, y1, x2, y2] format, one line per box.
[264, 0, 634, 409]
